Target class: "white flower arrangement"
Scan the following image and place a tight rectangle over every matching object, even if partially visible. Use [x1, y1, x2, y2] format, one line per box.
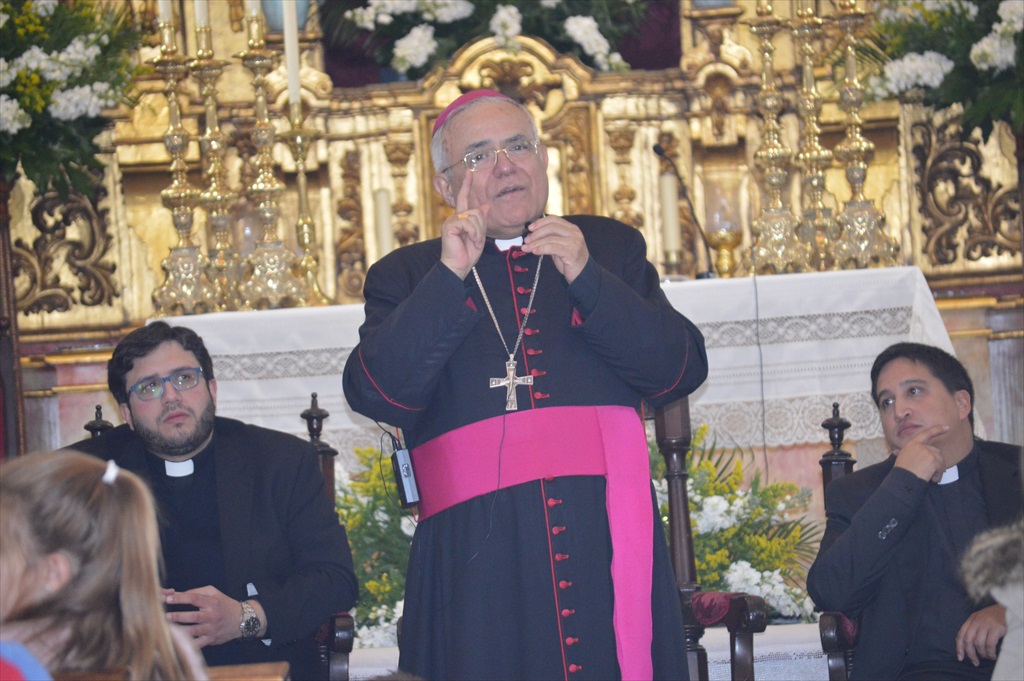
[355, 599, 404, 649]
[0, 0, 139, 195]
[650, 426, 821, 623]
[321, 0, 648, 79]
[969, 1, 1022, 75]
[724, 561, 815, 620]
[866, 0, 1023, 139]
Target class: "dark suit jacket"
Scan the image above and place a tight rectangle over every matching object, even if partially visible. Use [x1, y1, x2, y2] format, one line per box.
[69, 417, 358, 680]
[806, 439, 1022, 680]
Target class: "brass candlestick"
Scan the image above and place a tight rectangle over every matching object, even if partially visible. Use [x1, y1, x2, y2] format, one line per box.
[282, 103, 331, 305]
[151, 19, 216, 315]
[831, 0, 900, 268]
[791, 1, 839, 271]
[237, 14, 304, 309]
[190, 25, 244, 311]
[746, 1, 810, 274]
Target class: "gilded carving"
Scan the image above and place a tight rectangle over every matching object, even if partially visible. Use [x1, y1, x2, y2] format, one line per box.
[912, 115, 1021, 270]
[14, 185, 118, 315]
[476, 58, 561, 112]
[607, 126, 643, 230]
[543, 104, 594, 217]
[384, 140, 419, 247]
[335, 151, 366, 302]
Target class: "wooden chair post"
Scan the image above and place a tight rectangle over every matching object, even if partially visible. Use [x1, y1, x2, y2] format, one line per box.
[84, 404, 113, 438]
[817, 402, 857, 681]
[819, 402, 855, 488]
[301, 392, 338, 496]
[654, 396, 708, 681]
[298, 393, 354, 681]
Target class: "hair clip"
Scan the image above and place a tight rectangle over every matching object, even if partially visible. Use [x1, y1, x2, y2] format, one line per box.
[102, 459, 119, 485]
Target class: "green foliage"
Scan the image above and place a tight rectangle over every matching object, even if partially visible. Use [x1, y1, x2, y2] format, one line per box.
[0, 0, 142, 196]
[336, 446, 413, 628]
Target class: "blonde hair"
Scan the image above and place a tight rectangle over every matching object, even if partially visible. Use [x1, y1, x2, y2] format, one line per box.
[0, 451, 195, 680]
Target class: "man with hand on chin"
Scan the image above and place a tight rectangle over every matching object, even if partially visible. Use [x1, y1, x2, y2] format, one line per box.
[69, 322, 358, 679]
[808, 342, 1022, 681]
[344, 90, 707, 680]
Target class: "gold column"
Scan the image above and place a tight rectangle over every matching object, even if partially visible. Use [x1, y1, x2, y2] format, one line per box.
[151, 18, 216, 315]
[832, 0, 900, 268]
[791, 1, 839, 271]
[383, 141, 418, 247]
[190, 25, 244, 311]
[282, 103, 331, 305]
[237, 14, 305, 309]
[746, 1, 810, 274]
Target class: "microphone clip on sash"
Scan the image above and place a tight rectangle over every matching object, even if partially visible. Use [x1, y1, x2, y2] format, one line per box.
[391, 446, 420, 508]
[653, 144, 715, 279]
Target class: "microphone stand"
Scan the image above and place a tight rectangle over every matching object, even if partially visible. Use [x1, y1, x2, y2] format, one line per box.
[653, 144, 715, 279]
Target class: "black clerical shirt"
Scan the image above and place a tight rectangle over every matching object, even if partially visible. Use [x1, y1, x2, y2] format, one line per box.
[145, 440, 227, 595]
[905, 448, 993, 671]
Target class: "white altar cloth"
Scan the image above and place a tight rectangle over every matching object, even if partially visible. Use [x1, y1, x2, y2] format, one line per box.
[168, 266, 951, 469]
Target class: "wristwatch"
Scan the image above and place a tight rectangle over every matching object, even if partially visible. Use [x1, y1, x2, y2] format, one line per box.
[239, 600, 262, 640]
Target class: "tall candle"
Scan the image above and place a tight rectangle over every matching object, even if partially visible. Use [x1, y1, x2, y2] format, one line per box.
[245, 0, 261, 16]
[374, 189, 393, 259]
[660, 174, 682, 253]
[157, 0, 173, 22]
[282, 0, 302, 109]
[194, 0, 209, 28]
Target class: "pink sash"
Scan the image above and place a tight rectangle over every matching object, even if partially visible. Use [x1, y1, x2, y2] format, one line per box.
[411, 405, 655, 680]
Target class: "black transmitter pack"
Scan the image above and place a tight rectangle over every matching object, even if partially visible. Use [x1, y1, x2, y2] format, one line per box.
[391, 448, 420, 508]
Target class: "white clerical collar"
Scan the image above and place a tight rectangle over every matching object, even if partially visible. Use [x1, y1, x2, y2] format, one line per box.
[165, 459, 195, 477]
[494, 236, 524, 251]
[937, 465, 959, 485]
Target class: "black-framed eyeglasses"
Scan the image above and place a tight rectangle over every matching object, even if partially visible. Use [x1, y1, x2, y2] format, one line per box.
[128, 367, 204, 401]
[440, 139, 540, 175]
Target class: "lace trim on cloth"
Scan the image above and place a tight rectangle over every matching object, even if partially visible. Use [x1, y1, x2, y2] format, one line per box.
[700, 307, 911, 348]
[212, 347, 348, 380]
[692, 392, 883, 447]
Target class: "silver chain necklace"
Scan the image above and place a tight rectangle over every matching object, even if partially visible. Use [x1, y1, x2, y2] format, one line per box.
[471, 255, 543, 411]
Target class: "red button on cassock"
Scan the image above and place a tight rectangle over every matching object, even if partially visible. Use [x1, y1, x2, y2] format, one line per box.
[552, 525, 566, 535]
[561, 609, 575, 618]
[555, 553, 569, 561]
[569, 664, 582, 673]
[547, 498, 562, 507]
[559, 580, 572, 589]
[565, 637, 579, 646]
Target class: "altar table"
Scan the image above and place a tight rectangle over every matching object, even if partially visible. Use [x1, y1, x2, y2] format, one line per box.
[169, 266, 952, 472]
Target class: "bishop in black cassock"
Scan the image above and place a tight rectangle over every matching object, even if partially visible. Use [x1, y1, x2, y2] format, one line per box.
[344, 90, 707, 681]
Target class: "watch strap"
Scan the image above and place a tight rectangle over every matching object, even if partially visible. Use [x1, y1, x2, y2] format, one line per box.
[239, 599, 261, 640]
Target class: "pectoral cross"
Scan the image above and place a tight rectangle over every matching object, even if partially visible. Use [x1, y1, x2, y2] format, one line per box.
[490, 359, 533, 411]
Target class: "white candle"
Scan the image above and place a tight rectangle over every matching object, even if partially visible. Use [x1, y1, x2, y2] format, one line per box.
[660, 174, 682, 253]
[157, 0, 173, 22]
[282, 0, 302, 109]
[245, 0, 261, 16]
[374, 189, 393, 259]
[194, 0, 209, 27]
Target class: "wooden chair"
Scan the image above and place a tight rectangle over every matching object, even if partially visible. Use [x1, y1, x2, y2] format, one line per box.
[301, 393, 356, 681]
[80, 404, 355, 681]
[815, 403, 858, 681]
[655, 397, 769, 681]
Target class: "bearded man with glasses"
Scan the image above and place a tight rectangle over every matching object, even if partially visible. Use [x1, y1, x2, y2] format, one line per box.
[68, 321, 358, 679]
[345, 90, 707, 680]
